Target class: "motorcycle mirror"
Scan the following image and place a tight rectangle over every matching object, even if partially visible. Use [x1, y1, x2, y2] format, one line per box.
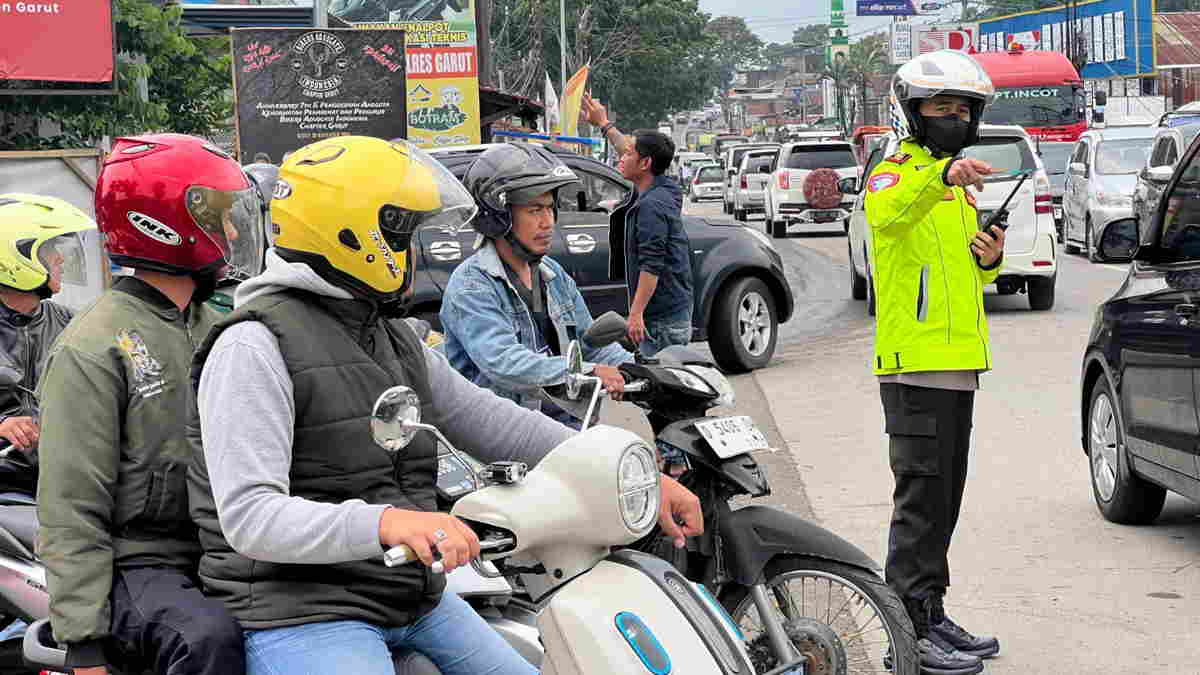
[583, 311, 629, 347]
[565, 341, 584, 399]
[371, 385, 422, 452]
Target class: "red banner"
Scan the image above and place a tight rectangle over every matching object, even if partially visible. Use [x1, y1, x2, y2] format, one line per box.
[0, 1, 114, 82]
[405, 47, 477, 80]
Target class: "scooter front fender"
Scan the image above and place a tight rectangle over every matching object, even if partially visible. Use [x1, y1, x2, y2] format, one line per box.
[718, 505, 881, 587]
[538, 550, 751, 674]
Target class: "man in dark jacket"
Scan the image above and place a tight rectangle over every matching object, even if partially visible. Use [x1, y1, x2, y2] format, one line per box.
[0, 195, 95, 485]
[582, 95, 693, 356]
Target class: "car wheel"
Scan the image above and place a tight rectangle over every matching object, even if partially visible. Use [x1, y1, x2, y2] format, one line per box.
[1086, 217, 1104, 263]
[1088, 378, 1166, 524]
[1027, 275, 1055, 310]
[709, 276, 778, 373]
[771, 217, 787, 239]
[849, 241, 867, 300]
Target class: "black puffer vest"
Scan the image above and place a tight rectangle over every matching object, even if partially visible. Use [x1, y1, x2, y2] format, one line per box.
[188, 290, 444, 629]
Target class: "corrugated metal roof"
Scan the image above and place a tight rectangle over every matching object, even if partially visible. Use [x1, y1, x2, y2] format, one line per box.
[1156, 13, 1200, 68]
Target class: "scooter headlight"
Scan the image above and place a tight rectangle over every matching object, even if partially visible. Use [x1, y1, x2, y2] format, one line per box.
[684, 365, 736, 407]
[618, 442, 660, 535]
[666, 368, 716, 396]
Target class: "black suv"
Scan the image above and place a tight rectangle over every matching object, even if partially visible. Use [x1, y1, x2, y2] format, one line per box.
[409, 144, 795, 373]
[1080, 131, 1200, 524]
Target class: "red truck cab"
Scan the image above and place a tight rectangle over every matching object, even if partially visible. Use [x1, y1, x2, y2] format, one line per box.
[973, 45, 1086, 142]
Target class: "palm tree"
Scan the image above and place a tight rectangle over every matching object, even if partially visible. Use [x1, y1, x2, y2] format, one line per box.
[845, 36, 889, 127]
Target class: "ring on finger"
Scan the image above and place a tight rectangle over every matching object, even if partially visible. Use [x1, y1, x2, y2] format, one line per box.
[433, 528, 448, 541]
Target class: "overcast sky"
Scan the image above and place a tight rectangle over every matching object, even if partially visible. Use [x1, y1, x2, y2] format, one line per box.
[697, 0, 959, 45]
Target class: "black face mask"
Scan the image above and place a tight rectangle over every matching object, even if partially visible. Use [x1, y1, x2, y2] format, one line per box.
[923, 114, 972, 157]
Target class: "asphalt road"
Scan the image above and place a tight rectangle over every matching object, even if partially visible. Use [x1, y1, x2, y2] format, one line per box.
[663, 197, 1200, 673]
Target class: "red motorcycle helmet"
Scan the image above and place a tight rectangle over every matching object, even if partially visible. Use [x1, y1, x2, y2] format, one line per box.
[95, 133, 264, 279]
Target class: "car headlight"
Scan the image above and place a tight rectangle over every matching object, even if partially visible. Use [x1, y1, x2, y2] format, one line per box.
[1096, 192, 1132, 208]
[685, 365, 736, 407]
[744, 227, 775, 249]
[618, 443, 660, 534]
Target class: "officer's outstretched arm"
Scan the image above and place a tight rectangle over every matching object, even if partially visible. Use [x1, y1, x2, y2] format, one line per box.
[864, 156, 954, 236]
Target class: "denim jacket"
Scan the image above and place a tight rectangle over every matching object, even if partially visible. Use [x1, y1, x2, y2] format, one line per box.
[608, 174, 694, 321]
[441, 240, 633, 411]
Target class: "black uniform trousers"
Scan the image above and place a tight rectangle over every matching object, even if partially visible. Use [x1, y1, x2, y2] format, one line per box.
[105, 566, 244, 675]
[880, 382, 975, 619]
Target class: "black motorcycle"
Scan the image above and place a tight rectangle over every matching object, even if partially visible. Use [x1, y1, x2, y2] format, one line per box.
[553, 313, 918, 675]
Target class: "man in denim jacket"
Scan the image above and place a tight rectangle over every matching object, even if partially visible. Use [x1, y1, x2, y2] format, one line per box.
[441, 143, 632, 429]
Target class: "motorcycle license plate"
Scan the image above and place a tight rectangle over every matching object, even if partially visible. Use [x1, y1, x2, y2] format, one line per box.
[694, 416, 768, 459]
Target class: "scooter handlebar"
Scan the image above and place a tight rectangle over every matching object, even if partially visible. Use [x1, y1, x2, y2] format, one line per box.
[383, 544, 446, 574]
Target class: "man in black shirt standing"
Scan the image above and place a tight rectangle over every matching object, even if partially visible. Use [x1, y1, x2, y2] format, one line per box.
[441, 143, 633, 429]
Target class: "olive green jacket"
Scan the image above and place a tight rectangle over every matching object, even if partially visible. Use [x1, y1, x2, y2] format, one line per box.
[35, 276, 220, 666]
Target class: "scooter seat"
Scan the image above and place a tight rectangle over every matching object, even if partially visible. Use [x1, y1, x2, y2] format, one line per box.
[393, 649, 442, 675]
[0, 505, 37, 559]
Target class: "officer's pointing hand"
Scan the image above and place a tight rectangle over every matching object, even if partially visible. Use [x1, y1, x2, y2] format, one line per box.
[945, 158, 993, 193]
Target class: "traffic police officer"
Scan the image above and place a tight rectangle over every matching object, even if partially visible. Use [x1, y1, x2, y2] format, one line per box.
[864, 49, 1005, 675]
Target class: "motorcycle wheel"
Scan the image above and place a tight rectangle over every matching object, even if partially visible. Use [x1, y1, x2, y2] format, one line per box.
[719, 556, 917, 675]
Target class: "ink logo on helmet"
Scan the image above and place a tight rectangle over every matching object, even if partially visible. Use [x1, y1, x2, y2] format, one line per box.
[126, 212, 182, 246]
[291, 32, 349, 97]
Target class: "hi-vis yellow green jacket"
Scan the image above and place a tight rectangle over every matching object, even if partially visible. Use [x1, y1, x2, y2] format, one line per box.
[863, 139, 1001, 376]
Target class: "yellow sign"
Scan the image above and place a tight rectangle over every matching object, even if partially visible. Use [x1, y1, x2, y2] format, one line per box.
[406, 76, 481, 148]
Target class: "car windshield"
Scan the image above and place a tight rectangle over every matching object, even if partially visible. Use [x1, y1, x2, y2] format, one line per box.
[696, 166, 723, 182]
[961, 136, 1036, 175]
[1095, 139, 1152, 175]
[1038, 142, 1074, 175]
[785, 145, 855, 170]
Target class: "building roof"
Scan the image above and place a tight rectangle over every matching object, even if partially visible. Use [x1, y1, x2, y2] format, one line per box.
[1156, 12, 1200, 69]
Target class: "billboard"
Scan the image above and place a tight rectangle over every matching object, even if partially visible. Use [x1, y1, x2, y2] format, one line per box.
[0, 0, 114, 84]
[230, 28, 408, 164]
[858, 0, 943, 16]
[332, 0, 483, 148]
[977, 0, 1153, 78]
[916, 25, 975, 53]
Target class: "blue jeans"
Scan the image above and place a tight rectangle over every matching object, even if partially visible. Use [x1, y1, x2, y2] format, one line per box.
[244, 592, 537, 675]
[640, 311, 693, 358]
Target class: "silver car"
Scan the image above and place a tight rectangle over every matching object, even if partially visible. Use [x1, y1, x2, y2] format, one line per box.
[1062, 127, 1156, 262]
[1133, 123, 1200, 237]
[732, 149, 779, 221]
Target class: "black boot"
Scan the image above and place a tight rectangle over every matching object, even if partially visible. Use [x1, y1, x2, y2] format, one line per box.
[929, 595, 1001, 659]
[905, 596, 984, 675]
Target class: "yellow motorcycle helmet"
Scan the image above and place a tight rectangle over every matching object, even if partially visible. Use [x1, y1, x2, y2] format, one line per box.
[0, 194, 96, 297]
[272, 136, 477, 299]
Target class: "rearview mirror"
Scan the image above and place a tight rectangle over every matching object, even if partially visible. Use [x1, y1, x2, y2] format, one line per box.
[371, 386, 422, 452]
[1097, 218, 1139, 261]
[584, 311, 628, 348]
[838, 177, 860, 194]
[1147, 165, 1174, 183]
[564, 340, 585, 399]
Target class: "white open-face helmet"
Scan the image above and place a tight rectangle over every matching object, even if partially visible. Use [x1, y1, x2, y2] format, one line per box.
[890, 50, 995, 147]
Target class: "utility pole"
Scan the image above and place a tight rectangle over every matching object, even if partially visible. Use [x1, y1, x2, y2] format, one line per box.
[476, 0, 492, 87]
[559, 0, 567, 104]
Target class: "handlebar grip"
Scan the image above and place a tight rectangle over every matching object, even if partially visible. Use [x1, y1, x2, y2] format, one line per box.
[383, 544, 445, 573]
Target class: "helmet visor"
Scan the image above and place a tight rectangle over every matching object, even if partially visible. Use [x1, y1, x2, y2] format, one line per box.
[37, 233, 87, 287]
[186, 185, 266, 283]
[385, 140, 478, 244]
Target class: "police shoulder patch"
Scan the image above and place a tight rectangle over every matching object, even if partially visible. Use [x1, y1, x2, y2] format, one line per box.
[867, 172, 901, 193]
[884, 153, 911, 165]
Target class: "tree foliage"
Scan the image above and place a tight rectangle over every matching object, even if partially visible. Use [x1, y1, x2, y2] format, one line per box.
[706, 16, 762, 93]
[792, 24, 830, 48]
[0, 0, 231, 150]
[489, 0, 719, 131]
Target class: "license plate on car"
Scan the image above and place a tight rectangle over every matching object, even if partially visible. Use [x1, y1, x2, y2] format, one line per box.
[812, 210, 840, 222]
[694, 416, 768, 459]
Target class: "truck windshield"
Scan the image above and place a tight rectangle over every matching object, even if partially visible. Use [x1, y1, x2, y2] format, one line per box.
[785, 145, 855, 170]
[983, 85, 1082, 128]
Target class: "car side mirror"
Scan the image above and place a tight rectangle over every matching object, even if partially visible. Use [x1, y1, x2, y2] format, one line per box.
[1147, 165, 1174, 183]
[1095, 91, 1108, 106]
[1097, 218, 1139, 261]
[1069, 162, 1087, 176]
[727, 168, 737, 177]
[838, 177, 859, 194]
